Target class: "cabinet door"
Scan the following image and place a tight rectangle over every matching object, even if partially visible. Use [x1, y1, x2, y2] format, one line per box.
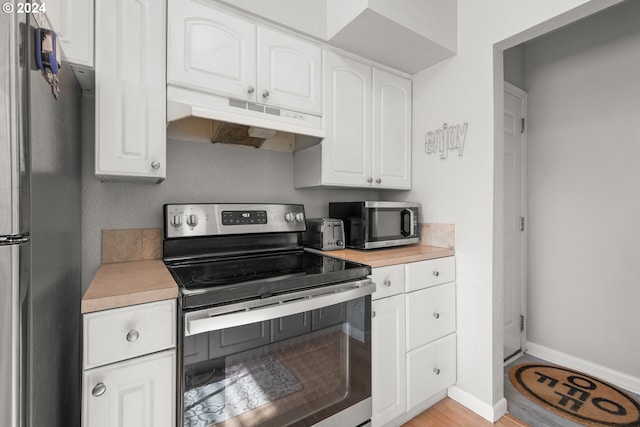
[209, 321, 271, 358]
[45, 0, 94, 68]
[271, 312, 311, 342]
[167, 0, 257, 101]
[82, 350, 176, 427]
[406, 333, 456, 410]
[372, 294, 406, 427]
[95, 0, 166, 182]
[257, 27, 322, 115]
[322, 51, 372, 187]
[372, 68, 411, 189]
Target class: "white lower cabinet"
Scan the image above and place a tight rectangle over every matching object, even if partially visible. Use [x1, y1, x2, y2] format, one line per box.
[407, 333, 457, 410]
[82, 300, 176, 427]
[372, 293, 406, 426]
[82, 350, 176, 427]
[371, 257, 456, 426]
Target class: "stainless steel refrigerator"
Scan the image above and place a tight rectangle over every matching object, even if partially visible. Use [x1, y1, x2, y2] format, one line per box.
[1, 8, 82, 427]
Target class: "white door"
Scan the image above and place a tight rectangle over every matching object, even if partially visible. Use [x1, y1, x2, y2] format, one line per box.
[95, 0, 166, 182]
[503, 82, 527, 360]
[372, 294, 406, 427]
[167, 0, 257, 101]
[372, 68, 412, 190]
[257, 26, 322, 115]
[82, 350, 175, 427]
[321, 51, 372, 187]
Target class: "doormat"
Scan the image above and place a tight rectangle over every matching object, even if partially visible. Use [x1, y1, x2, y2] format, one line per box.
[183, 354, 303, 427]
[509, 363, 640, 426]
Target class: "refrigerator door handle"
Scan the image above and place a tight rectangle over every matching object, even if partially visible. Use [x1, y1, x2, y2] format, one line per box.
[0, 244, 20, 427]
[0, 233, 30, 246]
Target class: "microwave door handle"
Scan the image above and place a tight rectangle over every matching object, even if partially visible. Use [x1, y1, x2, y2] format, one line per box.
[400, 209, 410, 237]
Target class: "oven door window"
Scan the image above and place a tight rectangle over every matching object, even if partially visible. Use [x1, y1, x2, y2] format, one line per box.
[367, 208, 415, 242]
[182, 296, 371, 427]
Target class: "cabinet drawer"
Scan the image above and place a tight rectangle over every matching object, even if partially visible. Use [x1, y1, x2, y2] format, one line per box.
[405, 256, 455, 292]
[406, 333, 456, 410]
[371, 264, 405, 300]
[83, 300, 176, 369]
[406, 282, 455, 351]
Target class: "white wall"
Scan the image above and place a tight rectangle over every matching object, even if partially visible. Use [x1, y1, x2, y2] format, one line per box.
[526, 0, 640, 386]
[80, 98, 378, 291]
[390, 0, 623, 420]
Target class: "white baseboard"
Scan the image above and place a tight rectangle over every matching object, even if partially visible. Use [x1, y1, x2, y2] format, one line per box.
[447, 386, 507, 422]
[526, 341, 640, 395]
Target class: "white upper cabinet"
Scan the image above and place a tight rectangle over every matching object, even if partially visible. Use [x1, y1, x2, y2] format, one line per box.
[94, 0, 166, 183]
[321, 51, 372, 186]
[257, 27, 322, 115]
[373, 68, 411, 189]
[167, 1, 256, 101]
[167, 0, 322, 117]
[294, 50, 411, 190]
[45, 0, 94, 68]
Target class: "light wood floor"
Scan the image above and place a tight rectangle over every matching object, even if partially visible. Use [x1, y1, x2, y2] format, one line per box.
[403, 398, 530, 427]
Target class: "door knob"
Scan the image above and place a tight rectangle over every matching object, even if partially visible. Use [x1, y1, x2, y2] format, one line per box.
[367, 178, 373, 183]
[433, 270, 440, 277]
[375, 178, 382, 184]
[433, 368, 441, 375]
[383, 280, 391, 287]
[247, 86, 255, 94]
[92, 382, 106, 397]
[262, 90, 270, 97]
[433, 312, 440, 319]
[151, 161, 161, 170]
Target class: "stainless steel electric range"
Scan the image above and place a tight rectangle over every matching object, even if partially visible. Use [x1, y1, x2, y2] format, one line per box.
[163, 203, 375, 427]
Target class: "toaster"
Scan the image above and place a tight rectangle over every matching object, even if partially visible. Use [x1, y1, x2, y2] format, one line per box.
[303, 218, 345, 251]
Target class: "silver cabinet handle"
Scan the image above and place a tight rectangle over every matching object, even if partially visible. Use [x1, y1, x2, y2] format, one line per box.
[367, 178, 373, 183]
[92, 383, 106, 397]
[247, 86, 255, 94]
[376, 178, 382, 184]
[433, 368, 441, 375]
[126, 330, 139, 342]
[262, 90, 270, 97]
[433, 312, 440, 319]
[372, 311, 376, 318]
[433, 270, 440, 277]
[151, 161, 160, 170]
[383, 279, 391, 287]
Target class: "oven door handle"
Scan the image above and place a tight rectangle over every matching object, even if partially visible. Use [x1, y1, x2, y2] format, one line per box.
[184, 279, 375, 336]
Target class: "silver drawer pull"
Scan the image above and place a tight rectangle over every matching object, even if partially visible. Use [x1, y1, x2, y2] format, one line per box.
[262, 90, 270, 97]
[151, 161, 161, 170]
[92, 382, 106, 397]
[126, 330, 139, 342]
[433, 368, 441, 375]
[433, 312, 440, 319]
[375, 178, 382, 184]
[383, 279, 391, 287]
[247, 85, 255, 94]
[433, 270, 440, 277]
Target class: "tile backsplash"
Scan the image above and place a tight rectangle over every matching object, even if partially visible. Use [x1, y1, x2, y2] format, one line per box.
[102, 228, 162, 263]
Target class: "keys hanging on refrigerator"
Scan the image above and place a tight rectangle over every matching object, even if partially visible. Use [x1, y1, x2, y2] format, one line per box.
[35, 28, 61, 99]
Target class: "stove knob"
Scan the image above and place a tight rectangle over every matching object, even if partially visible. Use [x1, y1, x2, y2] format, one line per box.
[284, 212, 295, 223]
[294, 212, 305, 223]
[186, 214, 198, 227]
[170, 215, 182, 227]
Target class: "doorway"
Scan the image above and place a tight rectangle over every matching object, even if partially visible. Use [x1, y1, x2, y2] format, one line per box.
[503, 82, 527, 362]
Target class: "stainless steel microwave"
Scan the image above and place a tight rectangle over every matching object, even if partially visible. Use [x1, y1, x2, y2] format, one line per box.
[328, 201, 420, 249]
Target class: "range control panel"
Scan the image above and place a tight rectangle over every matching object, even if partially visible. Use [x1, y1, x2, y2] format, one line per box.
[164, 203, 306, 239]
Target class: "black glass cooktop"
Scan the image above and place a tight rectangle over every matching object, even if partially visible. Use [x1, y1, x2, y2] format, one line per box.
[166, 250, 371, 309]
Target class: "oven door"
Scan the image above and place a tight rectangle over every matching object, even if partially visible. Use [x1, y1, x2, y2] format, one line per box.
[180, 280, 374, 427]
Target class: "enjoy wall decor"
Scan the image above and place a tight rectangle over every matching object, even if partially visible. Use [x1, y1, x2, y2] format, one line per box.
[424, 123, 468, 159]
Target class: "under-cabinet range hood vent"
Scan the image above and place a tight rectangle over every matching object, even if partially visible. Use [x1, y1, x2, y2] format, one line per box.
[166, 85, 325, 139]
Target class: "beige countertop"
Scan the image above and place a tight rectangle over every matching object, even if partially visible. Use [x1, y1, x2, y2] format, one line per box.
[324, 245, 454, 268]
[82, 259, 178, 314]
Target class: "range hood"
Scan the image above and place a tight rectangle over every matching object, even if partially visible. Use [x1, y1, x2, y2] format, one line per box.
[167, 85, 325, 140]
